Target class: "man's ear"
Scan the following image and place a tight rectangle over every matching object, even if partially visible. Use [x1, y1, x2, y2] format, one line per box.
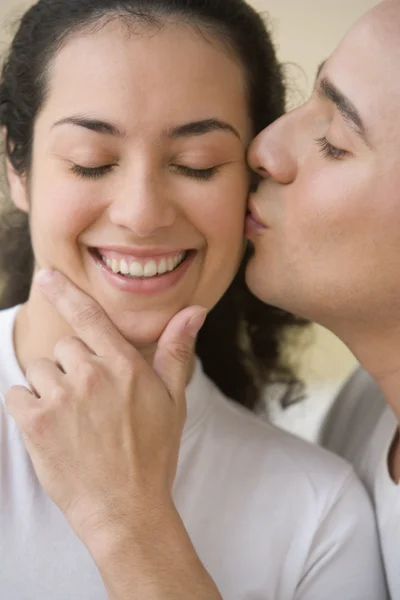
[5, 157, 29, 213]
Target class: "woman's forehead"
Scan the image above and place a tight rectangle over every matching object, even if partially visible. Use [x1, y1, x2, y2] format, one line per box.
[40, 21, 252, 141]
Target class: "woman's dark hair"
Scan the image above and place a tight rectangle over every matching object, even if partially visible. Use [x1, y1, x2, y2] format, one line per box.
[0, 0, 309, 409]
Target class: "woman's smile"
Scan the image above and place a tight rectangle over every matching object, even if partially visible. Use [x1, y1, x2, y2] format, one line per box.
[90, 246, 197, 295]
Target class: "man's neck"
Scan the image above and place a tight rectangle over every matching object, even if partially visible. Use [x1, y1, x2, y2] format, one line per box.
[331, 319, 400, 421]
[370, 367, 400, 484]
[388, 430, 400, 484]
[332, 321, 400, 484]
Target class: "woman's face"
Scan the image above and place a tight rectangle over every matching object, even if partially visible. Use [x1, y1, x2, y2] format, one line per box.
[11, 20, 251, 347]
[246, 3, 400, 335]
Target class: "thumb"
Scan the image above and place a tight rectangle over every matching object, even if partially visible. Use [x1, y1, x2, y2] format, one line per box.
[153, 306, 207, 402]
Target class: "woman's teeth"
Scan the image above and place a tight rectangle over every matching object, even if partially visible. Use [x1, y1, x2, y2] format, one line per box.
[101, 252, 187, 278]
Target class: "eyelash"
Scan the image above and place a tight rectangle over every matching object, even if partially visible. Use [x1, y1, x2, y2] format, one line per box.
[173, 165, 219, 181]
[71, 164, 114, 179]
[315, 137, 348, 160]
[70, 164, 219, 181]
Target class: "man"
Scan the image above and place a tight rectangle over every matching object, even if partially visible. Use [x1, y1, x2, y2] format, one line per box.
[245, 0, 400, 596]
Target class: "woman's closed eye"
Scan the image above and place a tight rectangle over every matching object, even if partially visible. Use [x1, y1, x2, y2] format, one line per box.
[172, 165, 220, 181]
[315, 137, 348, 160]
[70, 163, 220, 182]
[70, 163, 116, 179]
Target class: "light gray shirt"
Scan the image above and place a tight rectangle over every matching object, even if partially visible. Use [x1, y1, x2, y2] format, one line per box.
[322, 368, 400, 599]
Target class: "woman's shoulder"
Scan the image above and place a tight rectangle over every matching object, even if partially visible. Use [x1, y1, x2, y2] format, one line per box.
[179, 374, 386, 600]
[182, 374, 382, 592]
[0, 304, 20, 341]
[206, 381, 366, 508]
[0, 304, 23, 395]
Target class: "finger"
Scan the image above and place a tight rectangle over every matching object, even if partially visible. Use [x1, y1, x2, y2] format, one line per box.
[54, 336, 93, 373]
[6, 385, 55, 452]
[153, 306, 207, 403]
[25, 358, 64, 399]
[5, 385, 38, 425]
[34, 269, 130, 357]
[5, 385, 37, 418]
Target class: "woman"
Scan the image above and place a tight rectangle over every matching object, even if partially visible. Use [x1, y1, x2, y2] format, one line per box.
[1, 0, 386, 598]
[246, 0, 400, 597]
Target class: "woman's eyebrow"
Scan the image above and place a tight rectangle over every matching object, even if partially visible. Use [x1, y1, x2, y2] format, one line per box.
[165, 119, 241, 141]
[317, 76, 371, 148]
[52, 116, 125, 137]
[51, 116, 241, 142]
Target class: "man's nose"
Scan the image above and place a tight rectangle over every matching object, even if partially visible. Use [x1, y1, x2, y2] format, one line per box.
[248, 111, 299, 185]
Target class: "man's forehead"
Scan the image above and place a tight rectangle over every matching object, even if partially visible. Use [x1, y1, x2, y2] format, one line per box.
[354, 0, 400, 46]
[319, 2, 400, 150]
[331, 1, 400, 83]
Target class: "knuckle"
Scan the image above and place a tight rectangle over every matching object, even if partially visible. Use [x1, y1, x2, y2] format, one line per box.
[112, 353, 135, 377]
[25, 359, 43, 383]
[5, 386, 22, 410]
[109, 354, 140, 398]
[170, 341, 191, 366]
[77, 361, 100, 392]
[26, 411, 50, 439]
[71, 303, 103, 330]
[49, 385, 68, 405]
[54, 336, 79, 355]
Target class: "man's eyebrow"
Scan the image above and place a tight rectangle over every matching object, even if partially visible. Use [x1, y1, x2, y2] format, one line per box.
[315, 60, 326, 82]
[317, 77, 370, 147]
[52, 116, 125, 137]
[165, 118, 241, 141]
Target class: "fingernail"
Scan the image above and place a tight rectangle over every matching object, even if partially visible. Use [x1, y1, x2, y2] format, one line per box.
[186, 309, 207, 338]
[34, 269, 55, 287]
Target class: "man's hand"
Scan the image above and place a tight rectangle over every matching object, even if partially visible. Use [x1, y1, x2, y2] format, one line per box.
[6, 269, 206, 545]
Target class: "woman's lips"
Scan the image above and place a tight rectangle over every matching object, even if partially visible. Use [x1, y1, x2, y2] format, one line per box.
[90, 248, 196, 295]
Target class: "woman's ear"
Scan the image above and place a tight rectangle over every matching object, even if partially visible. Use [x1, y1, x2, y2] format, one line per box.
[5, 157, 29, 213]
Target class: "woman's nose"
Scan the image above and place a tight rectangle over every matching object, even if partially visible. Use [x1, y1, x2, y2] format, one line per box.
[108, 172, 178, 238]
[248, 112, 298, 185]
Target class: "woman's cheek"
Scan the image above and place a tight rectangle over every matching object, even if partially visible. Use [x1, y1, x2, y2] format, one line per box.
[196, 197, 245, 247]
[36, 177, 107, 237]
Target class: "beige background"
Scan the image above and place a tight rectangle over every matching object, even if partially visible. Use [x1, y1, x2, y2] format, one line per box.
[0, 0, 381, 384]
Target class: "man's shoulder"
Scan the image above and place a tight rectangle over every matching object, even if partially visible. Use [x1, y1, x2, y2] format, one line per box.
[321, 367, 387, 469]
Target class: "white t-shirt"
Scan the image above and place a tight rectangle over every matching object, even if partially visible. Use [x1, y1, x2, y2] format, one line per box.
[322, 367, 400, 599]
[0, 306, 387, 599]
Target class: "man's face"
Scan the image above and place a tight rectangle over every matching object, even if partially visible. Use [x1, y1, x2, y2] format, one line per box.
[246, 0, 400, 338]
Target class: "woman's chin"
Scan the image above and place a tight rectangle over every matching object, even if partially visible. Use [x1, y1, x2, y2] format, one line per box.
[108, 309, 176, 352]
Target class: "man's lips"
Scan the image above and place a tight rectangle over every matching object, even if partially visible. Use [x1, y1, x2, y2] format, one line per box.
[247, 199, 268, 229]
